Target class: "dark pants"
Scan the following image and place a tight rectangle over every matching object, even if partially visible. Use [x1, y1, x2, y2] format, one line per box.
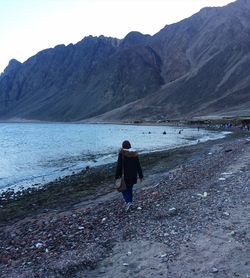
[122, 184, 134, 203]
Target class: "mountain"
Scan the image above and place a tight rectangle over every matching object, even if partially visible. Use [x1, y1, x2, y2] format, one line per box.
[0, 0, 250, 122]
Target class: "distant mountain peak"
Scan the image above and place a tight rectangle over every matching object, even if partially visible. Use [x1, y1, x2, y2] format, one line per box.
[77, 34, 121, 48]
[121, 31, 151, 47]
[3, 59, 21, 75]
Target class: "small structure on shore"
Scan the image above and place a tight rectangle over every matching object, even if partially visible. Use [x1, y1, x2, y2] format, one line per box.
[241, 119, 250, 130]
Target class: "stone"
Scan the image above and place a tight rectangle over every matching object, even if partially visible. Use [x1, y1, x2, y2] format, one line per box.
[212, 267, 219, 273]
[168, 207, 177, 214]
[101, 218, 106, 223]
[35, 243, 43, 248]
[197, 192, 208, 198]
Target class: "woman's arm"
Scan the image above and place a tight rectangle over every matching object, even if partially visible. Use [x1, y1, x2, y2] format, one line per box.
[115, 153, 122, 179]
[136, 156, 143, 179]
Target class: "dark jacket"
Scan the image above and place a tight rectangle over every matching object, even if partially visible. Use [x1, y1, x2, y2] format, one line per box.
[115, 148, 143, 185]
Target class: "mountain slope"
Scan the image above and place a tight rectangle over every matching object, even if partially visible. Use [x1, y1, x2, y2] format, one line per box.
[0, 0, 250, 121]
[94, 0, 250, 121]
[0, 34, 163, 121]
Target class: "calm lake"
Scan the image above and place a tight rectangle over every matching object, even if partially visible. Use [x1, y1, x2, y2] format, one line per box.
[0, 123, 228, 192]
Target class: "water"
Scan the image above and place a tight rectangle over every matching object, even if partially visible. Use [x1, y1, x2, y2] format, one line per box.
[0, 123, 229, 192]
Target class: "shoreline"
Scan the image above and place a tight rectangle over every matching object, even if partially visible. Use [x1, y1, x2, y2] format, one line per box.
[0, 130, 249, 276]
[0, 130, 245, 224]
[0, 123, 230, 195]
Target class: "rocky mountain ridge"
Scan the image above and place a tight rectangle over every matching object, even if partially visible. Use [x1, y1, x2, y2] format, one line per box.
[0, 0, 250, 122]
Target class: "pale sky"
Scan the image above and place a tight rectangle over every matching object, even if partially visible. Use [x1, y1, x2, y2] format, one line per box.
[0, 0, 235, 73]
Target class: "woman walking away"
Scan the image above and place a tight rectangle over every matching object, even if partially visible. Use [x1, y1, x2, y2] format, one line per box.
[115, 140, 143, 212]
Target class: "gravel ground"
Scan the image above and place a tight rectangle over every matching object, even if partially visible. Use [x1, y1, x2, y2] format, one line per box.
[0, 135, 249, 277]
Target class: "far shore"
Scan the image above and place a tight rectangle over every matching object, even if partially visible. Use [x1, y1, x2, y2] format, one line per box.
[0, 114, 249, 126]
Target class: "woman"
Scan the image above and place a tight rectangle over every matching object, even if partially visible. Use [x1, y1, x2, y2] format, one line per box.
[115, 140, 143, 211]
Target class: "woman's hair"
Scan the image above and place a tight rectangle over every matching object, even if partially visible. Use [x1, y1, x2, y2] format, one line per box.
[122, 140, 131, 149]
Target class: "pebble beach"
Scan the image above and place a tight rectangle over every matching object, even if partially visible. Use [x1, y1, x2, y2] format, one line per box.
[0, 131, 249, 277]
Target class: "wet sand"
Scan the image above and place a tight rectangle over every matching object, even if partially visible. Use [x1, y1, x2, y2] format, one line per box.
[0, 130, 249, 277]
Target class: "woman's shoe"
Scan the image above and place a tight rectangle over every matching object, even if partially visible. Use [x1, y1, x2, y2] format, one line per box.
[125, 202, 132, 212]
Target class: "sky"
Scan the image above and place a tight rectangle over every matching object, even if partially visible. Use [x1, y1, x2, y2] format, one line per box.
[0, 0, 235, 73]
